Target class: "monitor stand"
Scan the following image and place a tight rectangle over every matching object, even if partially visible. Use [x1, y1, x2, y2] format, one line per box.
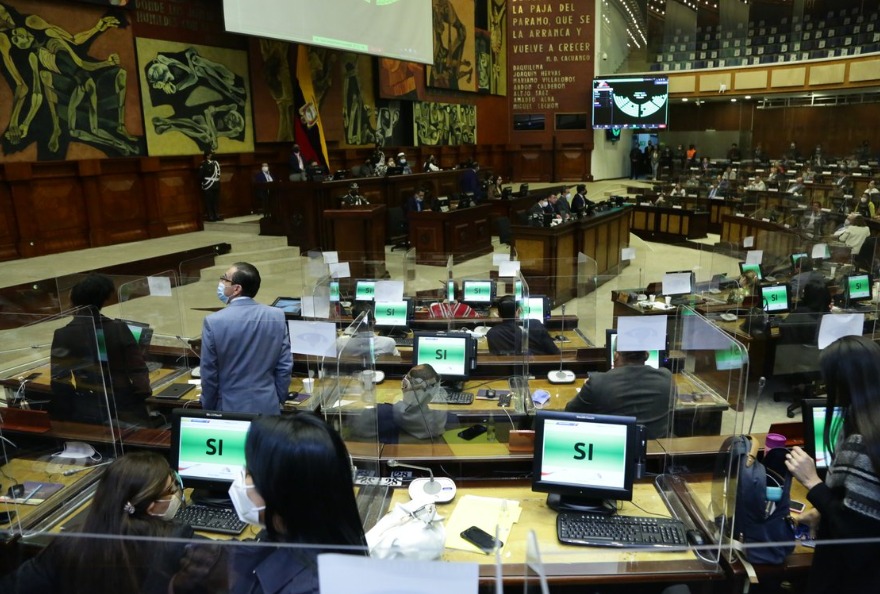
[190, 488, 233, 507]
[546, 493, 617, 515]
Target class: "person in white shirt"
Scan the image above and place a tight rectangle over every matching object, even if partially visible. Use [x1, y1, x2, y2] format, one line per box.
[838, 214, 871, 254]
[747, 176, 767, 191]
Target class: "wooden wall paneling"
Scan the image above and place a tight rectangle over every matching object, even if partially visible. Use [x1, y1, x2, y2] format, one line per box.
[511, 146, 546, 182]
[0, 172, 20, 261]
[29, 176, 90, 256]
[595, 223, 609, 273]
[556, 144, 588, 182]
[139, 157, 168, 238]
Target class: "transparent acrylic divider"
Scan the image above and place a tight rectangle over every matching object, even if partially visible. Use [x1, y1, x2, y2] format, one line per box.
[523, 530, 550, 594]
[1, 310, 120, 540]
[114, 272, 193, 408]
[575, 253, 601, 348]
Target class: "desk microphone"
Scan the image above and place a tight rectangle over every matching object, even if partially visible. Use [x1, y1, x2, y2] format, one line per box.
[62, 461, 114, 476]
[387, 460, 456, 503]
[547, 303, 576, 384]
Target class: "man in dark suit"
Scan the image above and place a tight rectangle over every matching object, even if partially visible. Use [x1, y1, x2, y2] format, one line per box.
[566, 349, 675, 439]
[253, 162, 274, 215]
[570, 184, 591, 218]
[403, 189, 426, 214]
[486, 295, 559, 356]
[288, 143, 305, 181]
[198, 151, 221, 221]
[200, 262, 292, 415]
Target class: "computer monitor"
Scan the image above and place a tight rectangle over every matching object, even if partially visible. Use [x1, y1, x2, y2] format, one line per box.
[373, 299, 414, 328]
[790, 252, 809, 270]
[329, 280, 340, 303]
[501, 187, 513, 200]
[461, 280, 495, 305]
[446, 280, 456, 302]
[519, 183, 529, 197]
[271, 297, 302, 316]
[412, 332, 477, 383]
[531, 410, 638, 513]
[514, 280, 523, 301]
[98, 320, 152, 363]
[606, 329, 662, 370]
[519, 295, 551, 322]
[759, 283, 792, 314]
[802, 398, 845, 474]
[170, 408, 257, 502]
[738, 262, 764, 280]
[844, 273, 872, 304]
[386, 166, 404, 176]
[661, 271, 694, 297]
[354, 279, 376, 301]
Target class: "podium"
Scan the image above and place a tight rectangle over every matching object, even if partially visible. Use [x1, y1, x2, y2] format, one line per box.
[324, 205, 387, 279]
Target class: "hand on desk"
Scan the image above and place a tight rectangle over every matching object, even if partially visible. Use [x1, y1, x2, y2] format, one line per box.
[795, 508, 821, 540]
[785, 446, 822, 491]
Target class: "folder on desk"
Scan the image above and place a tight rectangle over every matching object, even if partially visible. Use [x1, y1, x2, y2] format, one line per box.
[445, 494, 522, 554]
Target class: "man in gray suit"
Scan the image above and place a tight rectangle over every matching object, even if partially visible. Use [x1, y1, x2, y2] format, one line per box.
[200, 262, 292, 415]
[565, 350, 675, 439]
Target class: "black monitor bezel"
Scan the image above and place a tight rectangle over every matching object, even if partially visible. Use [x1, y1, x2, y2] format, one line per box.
[843, 273, 873, 304]
[354, 279, 377, 302]
[759, 282, 793, 314]
[461, 279, 496, 305]
[411, 331, 477, 383]
[531, 409, 638, 504]
[170, 408, 257, 493]
[605, 328, 664, 370]
[270, 296, 303, 317]
[790, 252, 809, 271]
[518, 295, 551, 322]
[372, 298, 414, 327]
[738, 261, 765, 280]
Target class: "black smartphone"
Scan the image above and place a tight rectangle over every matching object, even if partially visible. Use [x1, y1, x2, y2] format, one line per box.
[22, 372, 41, 381]
[485, 389, 496, 399]
[790, 500, 806, 514]
[0, 510, 16, 524]
[457, 424, 487, 440]
[461, 525, 502, 553]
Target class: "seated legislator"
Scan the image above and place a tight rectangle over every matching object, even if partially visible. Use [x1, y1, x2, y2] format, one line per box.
[340, 182, 369, 207]
[486, 295, 559, 356]
[855, 193, 876, 219]
[838, 214, 871, 254]
[428, 300, 480, 319]
[789, 257, 827, 299]
[403, 188, 427, 214]
[800, 202, 825, 237]
[565, 350, 675, 439]
[747, 175, 767, 191]
[554, 187, 573, 220]
[336, 303, 400, 357]
[50, 274, 152, 425]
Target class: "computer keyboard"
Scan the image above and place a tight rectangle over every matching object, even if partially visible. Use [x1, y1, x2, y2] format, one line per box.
[394, 337, 414, 347]
[557, 512, 687, 548]
[430, 391, 475, 405]
[175, 504, 247, 535]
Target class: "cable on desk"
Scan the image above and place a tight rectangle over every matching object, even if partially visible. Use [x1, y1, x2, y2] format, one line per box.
[628, 500, 671, 518]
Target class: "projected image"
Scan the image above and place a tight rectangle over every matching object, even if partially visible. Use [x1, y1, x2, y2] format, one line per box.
[539, 420, 628, 490]
[592, 77, 669, 129]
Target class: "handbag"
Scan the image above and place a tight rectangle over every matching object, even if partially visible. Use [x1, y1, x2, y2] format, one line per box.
[366, 500, 446, 560]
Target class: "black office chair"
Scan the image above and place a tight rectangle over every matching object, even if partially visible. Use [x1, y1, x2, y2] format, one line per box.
[494, 216, 512, 245]
[772, 313, 823, 418]
[853, 235, 878, 274]
[386, 206, 409, 251]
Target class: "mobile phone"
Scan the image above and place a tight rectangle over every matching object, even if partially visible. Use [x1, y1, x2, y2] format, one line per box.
[461, 525, 502, 553]
[22, 372, 40, 381]
[0, 511, 16, 524]
[457, 424, 487, 440]
[789, 500, 806, 514]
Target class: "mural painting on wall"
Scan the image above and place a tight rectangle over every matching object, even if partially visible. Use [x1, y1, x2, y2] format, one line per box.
[0, 1, 144, 161]
[250, 38, 295, 143]
[429, 0, 476, 92]
[475, 30, 490, 93]
[378, 58, 425, 101]
[75, 0, 134, 7]
[341, 51, 379, 147]
[489, 0, 506, 95]
[137, 37, 254, 156]
[413, 101, 476, 146]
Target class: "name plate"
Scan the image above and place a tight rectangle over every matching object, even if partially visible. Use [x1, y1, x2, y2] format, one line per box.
[735, 213, 745, 217]
[768, 188, 778, 192]
[761, 218, 771, 222]
[672, 205, 683, 210]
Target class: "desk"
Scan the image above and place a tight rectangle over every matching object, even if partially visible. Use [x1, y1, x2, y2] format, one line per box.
[630, 204, 709, 242]
[407, 204, 494, 265]
[387, 480, 723, 585]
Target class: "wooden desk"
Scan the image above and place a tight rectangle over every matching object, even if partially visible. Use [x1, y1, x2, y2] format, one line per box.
[407, 203, 494, 265]
[630, 204, 709, 242]
[388, 480, 723, 585]
[512, 207, 631, 307]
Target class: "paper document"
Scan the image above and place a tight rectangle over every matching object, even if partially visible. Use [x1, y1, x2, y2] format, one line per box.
[445, 494, 522, 554]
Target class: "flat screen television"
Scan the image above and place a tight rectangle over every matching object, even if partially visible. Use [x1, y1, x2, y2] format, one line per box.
[519, 295, 551, 322]
[354, 280, 376, 301]
[373, 299, 414, 328]
[802, 398, 845, 474]
[606, 329, 662, 370]
[844, 273, 872, 305]
[170, 408, 256, 503]
[592, 76, 669, 129]
[412, 332, 477, 383]
[531, 410, 638, 513]
[738, 262, 764, 280]
[461, 280, 495, 305]
[759, 283, 792, 314]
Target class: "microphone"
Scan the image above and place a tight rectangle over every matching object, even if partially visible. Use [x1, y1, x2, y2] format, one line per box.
[62, 460, 114, 476]
[748, 376, 767, 434]
[387, 460, 456, 503]
[547, 303, 575, 384]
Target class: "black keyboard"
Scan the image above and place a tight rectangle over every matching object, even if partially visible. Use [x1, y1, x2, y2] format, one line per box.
[394, 337, 414, 347]
[430, 391, 474, 405]
[175, 504, 247, 535]
[557, 513, 686, 548]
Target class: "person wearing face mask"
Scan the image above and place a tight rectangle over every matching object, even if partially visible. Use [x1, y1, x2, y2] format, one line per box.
[526, 195, 553, 227]
[198, 151, 222, 221]
[288, 143, 305, 181]
[253, 162, 274, 216]
[1, 452, 224, 594]
[554, 186, 573, 220]
[856, 192, 875, 218]
[228, 414, 367, 594]
[396, 152, 412, 174]
[200, 262, 292, 415]
[570, 183, 592, 218]
[391, 364, 450, 439]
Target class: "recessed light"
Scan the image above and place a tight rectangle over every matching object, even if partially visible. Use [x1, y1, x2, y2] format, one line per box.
[731, 98, 737, 102]
[682, 98, 689, 102]
[745, 95, 751, 99]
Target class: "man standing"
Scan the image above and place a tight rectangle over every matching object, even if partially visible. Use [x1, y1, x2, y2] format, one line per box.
[199, 151, 221, 221]
[200, 262, 292, 415]
[341, 182, 369, 206]
[288, 143, 305, 180]
[253, 162, 274, 216]
[565, 349, 675, 439]
[570, 184, 591, 218]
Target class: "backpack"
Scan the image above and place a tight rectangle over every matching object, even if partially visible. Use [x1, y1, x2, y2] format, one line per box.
[713, 435, 795, 564]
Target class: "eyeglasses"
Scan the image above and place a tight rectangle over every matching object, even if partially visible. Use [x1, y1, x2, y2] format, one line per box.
[219, 276, 238, 285]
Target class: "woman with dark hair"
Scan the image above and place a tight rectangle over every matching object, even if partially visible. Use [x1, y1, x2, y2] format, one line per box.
[0, 452, 219, 594]
[786, 335, 880, 593]
[50, 273, 152, 424]
[229, 413, 367, 594]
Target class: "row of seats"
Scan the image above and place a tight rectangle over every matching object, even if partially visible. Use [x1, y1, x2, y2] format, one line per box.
[665, 25, 878, 53]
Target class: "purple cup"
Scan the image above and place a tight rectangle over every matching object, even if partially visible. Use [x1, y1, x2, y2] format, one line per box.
[765, 433, 787, 450]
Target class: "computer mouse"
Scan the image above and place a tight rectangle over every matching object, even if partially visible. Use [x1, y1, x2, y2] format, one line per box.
[554, 335, 566, 341]
[7, 484, 25, 499]
[686, 529, 705, 547]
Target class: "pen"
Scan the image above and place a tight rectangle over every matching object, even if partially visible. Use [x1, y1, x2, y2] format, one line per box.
[21, 484, 42, 504]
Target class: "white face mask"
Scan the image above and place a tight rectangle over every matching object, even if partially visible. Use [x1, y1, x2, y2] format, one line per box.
[217, 281, 230, 304]
[228, 471, 265, 527]
[149, 493, 182, 521]
[261, 166, 269, 173]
